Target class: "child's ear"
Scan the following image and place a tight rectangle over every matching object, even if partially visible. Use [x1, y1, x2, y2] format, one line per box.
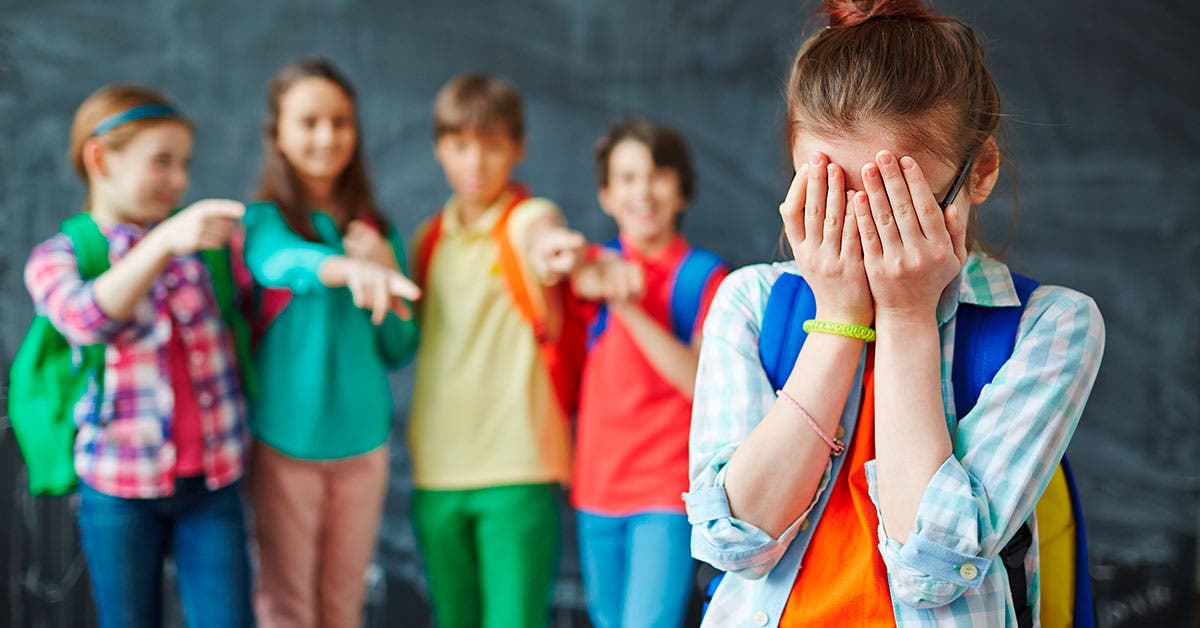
[81, 138, 109, 179]
[597, 187, 616, 218]
[968, 136, 1000, 205]
[513, 137, 527, 164]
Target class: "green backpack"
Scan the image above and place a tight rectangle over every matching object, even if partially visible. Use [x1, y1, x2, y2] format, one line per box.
[7, 213, 256, 496]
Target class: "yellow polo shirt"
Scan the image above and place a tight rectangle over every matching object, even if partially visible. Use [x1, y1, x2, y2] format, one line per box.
[408, 189, 572, 489]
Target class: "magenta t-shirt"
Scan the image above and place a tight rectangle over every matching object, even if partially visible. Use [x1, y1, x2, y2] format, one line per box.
[167, 318, 205, 477]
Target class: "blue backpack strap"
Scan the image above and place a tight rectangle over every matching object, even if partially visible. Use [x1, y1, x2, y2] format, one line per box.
[1061, 456, 1096, 627]
[586, 239, 624, 350]
[669, 248, 724, 345]
[951, 273, 1039, 417]
[758, 272, 818, 390]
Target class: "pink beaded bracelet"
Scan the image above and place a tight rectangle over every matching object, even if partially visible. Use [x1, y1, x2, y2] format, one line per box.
[776, 389, 845, 456]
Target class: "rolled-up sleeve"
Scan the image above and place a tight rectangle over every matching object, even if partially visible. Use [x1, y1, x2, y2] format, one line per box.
[243, 202, 338, 293]
[865, 286, 1105, 608]
[24, 235, 124, 346]
[685, 264, 828, 580]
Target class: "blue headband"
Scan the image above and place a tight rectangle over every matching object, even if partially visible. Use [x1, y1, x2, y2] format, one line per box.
[91, 104, 181, 136]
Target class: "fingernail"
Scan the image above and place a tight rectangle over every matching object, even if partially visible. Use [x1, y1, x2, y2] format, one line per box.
[799, 163, 809, 177]
[878, 152, 894, 166]
[900, 156, 916, 170]
[827, 163, 837, 176]
[810, 153, 823, 167]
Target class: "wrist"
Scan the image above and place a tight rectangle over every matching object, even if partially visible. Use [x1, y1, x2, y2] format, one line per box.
[140, 228, 178, 260]
[813, 307, 873, 328]
[874, 309, 938, 335]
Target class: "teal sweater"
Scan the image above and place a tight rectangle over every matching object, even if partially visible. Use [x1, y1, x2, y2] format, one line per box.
[242, 202, 418, 459]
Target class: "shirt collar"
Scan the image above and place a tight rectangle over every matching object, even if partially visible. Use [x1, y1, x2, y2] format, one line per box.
[936, 251, 1020, 325]
[618, 233, 689, 266]
[441, 188, 519, 236]
[103, 221, 151, 256]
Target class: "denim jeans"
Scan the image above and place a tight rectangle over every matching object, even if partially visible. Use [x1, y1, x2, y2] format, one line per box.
[77, 477, 253, 628]
[576, 510, 695, 628]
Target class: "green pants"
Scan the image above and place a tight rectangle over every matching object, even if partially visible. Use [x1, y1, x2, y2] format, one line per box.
[412, 483, 560, 628]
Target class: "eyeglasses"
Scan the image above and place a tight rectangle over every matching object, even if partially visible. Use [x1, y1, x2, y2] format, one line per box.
[938, 155, 975, 210]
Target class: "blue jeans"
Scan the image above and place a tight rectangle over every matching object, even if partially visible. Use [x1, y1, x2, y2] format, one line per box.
[77, 478, 253, 628]
[576, 510, 695, 628]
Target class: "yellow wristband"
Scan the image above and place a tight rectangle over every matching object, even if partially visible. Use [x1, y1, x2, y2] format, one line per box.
[802, 319, 876, 342]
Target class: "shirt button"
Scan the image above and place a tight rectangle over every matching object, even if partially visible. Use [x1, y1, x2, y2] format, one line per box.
[753, 610, 770, 626]
[799, 520, 810, 532]
[198, 392, 214, 408]
[959, 563, 979, 580]
[835, 425, 846, 439]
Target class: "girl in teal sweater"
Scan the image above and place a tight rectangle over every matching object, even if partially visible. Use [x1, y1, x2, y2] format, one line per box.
[241, 57, 419, 628]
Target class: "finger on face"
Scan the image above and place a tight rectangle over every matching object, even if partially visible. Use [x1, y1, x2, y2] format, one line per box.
[821, 163, 845, 257]
[861, 162, 901, 257]
[899, 155, 949, 243]
[944, 203, 969, 264]
[804, 153, 828, 244]
[779, 164, 809, 242]
[841, 191, 861, 261]
[874, 150, 923, 243]
[852, 190, 883, 260]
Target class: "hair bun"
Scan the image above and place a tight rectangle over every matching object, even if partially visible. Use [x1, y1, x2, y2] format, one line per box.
[824, 0, 933, 28]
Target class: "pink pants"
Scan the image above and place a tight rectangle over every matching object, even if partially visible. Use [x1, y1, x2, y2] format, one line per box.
[250, 441, 389, 628]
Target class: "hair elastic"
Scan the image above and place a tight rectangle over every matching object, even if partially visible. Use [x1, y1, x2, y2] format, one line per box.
[92, 104, 180, 136]
[777, 389, 845, 456]
[802, 319, 876, 342]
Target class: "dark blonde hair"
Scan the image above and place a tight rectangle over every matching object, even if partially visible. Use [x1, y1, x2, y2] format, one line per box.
[788, 0, 1003, 245]
[432, 73, 524, 141]
[256, 57, 385, 242]
[68, 85, 192, 205]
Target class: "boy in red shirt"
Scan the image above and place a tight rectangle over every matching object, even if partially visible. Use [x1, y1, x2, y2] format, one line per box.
[570, 119, 728, 628]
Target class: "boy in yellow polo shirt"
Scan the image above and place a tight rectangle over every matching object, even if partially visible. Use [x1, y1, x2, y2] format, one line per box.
[408, 73, 588, 628]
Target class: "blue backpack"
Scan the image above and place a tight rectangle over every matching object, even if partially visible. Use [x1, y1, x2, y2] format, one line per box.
[704, 270, 1094, 627]
[586, 239, 723, 349]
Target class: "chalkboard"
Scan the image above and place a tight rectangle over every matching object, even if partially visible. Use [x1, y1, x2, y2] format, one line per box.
[1, 1, 1197, 627]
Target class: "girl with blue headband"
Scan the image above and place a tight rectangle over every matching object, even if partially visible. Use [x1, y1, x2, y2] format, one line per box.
[18, 84, 255, 627]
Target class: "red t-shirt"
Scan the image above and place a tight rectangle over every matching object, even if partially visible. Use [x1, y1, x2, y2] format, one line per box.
[167, 318, 204, 478]
[571, 235, 726, 514]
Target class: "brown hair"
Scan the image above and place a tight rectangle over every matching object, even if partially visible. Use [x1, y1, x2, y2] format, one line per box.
[68, 85, 192, 206]
[256, 57, 385, 241]
[432, 73, 524, 141]
[788, 0, 1004, 246]
[593, 118, 695, 203]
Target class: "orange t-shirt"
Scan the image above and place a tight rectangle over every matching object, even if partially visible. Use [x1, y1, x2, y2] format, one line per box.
[781, 355, 895, 626]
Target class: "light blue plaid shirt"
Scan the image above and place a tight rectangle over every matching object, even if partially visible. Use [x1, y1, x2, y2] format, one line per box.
[686, 252, 1104, 627]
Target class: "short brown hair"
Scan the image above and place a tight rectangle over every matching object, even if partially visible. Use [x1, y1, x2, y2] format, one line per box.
[593, 118, 695, 202]
[432, 73, 524, 141]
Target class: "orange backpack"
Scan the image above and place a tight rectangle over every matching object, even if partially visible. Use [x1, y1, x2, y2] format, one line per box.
[414, 184, 587, 418]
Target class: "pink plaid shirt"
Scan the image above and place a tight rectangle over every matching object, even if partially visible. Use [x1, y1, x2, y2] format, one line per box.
[23, 223, 248, 498]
